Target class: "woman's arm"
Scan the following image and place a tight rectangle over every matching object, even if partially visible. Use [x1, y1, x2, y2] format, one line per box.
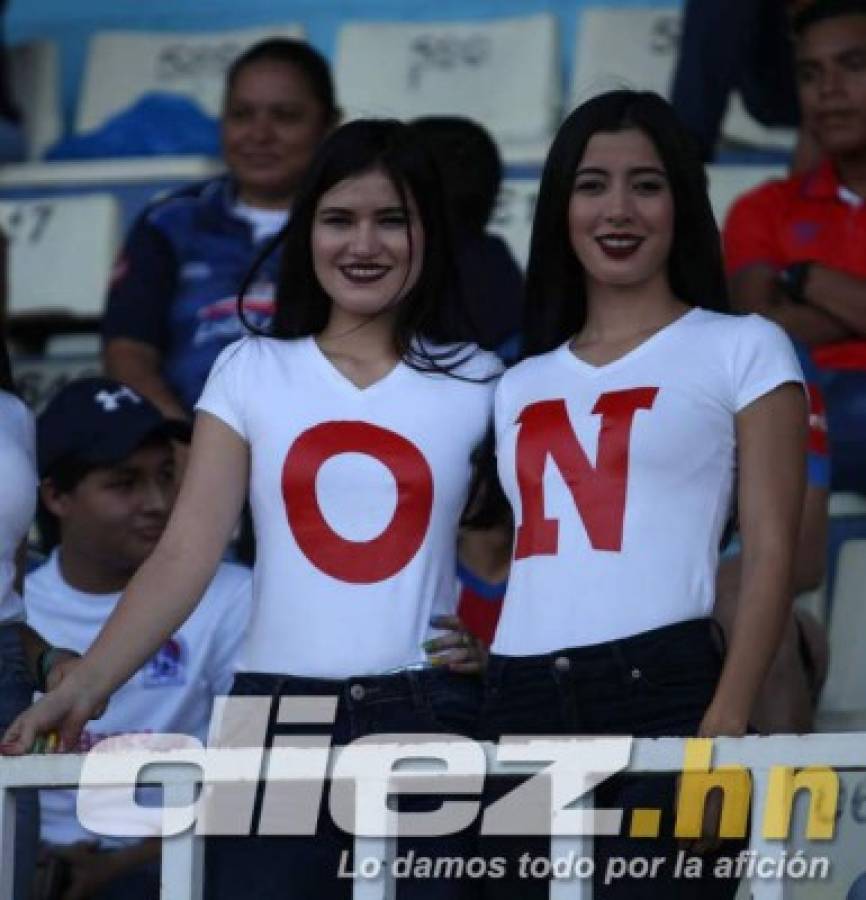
[1, 412, 249, 753]
[701, 382, 807, 737]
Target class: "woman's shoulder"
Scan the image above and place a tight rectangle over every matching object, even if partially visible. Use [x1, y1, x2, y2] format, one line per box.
[0, 390, 34, 450]
[498, 346, 564, 388]
[0, 390, 33, 430]
[682, 308, 790, 346]
[414, 340, 505, 382]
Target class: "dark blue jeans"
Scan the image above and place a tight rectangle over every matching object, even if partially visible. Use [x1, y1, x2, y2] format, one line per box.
[0, 624, 38, 900]
[205, 668, 482, 900]
[479, 619, 742, 899]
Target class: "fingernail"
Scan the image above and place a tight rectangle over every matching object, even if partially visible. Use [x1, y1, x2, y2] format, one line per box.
[422, 640, 436, 652]
[46, 733, 59, 753]
[428, 655, 446, 667]
[32, 737, 45, 754]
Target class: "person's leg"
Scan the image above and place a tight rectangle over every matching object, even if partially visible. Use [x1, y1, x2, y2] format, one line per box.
[818, 369, 866, 495]
[478, 654, 571, 900]
[91, 856, 161, 900]
[670, 0, 759, 159]
[203, 673, 351, 900]
[571, 620, 741, 900]
[0, 625, 38, 900]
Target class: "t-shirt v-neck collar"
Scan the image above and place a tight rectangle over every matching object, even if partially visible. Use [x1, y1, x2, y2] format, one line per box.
[304, 335, 407, 395]
[557, 307, 700, 377]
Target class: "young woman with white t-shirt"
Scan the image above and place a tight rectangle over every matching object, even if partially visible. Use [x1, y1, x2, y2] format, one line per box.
[4, 120, 500, 899]
[480, 91, 806, 899]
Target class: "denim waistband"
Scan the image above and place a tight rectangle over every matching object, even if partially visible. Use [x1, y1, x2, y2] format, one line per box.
[232, 666, 470, 705]
[488, 618, 723, 683]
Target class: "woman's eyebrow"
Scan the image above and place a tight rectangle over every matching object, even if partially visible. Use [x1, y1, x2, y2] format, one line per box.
[628, 166, 667, 178]
[574, 166, 608, 178]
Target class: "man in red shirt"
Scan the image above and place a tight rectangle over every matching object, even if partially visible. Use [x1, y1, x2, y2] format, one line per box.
[724, 0, 866, 492]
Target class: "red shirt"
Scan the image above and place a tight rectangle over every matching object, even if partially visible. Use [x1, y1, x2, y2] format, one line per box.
[723, 160, 866, 370]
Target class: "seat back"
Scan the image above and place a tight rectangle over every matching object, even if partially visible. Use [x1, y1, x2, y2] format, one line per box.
[77, 25, 304, 133]
[336, 14, 559, 159]
[9, 40, 62, 159]
[0, 193, 120, 317]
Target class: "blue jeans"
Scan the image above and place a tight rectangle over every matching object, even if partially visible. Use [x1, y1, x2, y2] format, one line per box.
[205, 668, 482, 900]
[0, 624, 38, 900]
[479, 619, 742, 899]
[818, 369, 866, 495]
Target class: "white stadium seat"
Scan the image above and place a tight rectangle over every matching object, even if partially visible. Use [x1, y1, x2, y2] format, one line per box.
[571, 7, 796, 153]
[571, 6, 681, 106]
[706, 164, 786, 227]
[335, 14, 559, 162]
[76, 24, 304, 133]
[0, 193, 120, 317]
[817, 540, 866, 721]
[9, 40, 62, 160]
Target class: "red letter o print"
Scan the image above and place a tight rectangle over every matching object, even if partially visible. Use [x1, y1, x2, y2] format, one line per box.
[282, 421, 434, 584]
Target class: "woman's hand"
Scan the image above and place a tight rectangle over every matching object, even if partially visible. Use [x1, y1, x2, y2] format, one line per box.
[0, 674, 107, 755]
[425, 615, 488, 673]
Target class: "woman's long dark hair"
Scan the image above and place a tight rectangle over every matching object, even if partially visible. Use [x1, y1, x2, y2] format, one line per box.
[524, 90, 729, 356]
[237, 118, 483, 373]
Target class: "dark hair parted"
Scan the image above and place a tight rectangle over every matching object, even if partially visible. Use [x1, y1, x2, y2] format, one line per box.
[237, 118, 482, 371]
[523, 90, 729, 356]
[790, 0, 866, 36]
[225, 37, 338, 126]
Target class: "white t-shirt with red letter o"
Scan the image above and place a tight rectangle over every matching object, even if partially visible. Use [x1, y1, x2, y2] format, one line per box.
[197, 335, 501, 677]
[492, 309, 803, 656]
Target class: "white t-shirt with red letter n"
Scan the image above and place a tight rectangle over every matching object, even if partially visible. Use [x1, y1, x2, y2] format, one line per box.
[197, 336, 501, 677]
[492, 309, 803, 656]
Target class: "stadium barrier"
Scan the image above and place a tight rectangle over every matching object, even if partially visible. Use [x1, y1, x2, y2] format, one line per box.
[1, 733, 863, 900]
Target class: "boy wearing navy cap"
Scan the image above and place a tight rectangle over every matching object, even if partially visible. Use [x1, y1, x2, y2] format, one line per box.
[26, 377, 249, 900]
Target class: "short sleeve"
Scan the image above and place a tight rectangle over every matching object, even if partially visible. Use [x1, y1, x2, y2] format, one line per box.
[101, 213, 178, 351]
[195, 339, 250, 440]
[731, 315, 804, 413]
[722, 183, 786, 276]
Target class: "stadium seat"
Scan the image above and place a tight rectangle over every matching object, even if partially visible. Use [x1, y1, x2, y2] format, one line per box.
[706, 164, 786, 227]
[570, 7, 795, 154]
[571, 6, 681, 107]
[9, 40, 62, 160]
[76, 24, 304, 133]
[335, 15, 559, 162]
[0, 193, 120, 318]
[816, 540, 866, 723]
[488, 177, 539, 269]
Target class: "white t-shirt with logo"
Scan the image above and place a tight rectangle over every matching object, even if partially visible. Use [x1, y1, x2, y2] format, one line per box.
[196, 336, 501, 677]
[0, 392, 36, 626]
[492, 309, 803, 656]
[24, 553, 251, 846]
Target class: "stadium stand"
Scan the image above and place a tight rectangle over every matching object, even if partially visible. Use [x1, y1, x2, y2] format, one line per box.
[76, 24, 304, 133]
[335, 14, 559, 163]
[8, 40, 61, 160]
[570, 5, 796, 152]
[0, 193, 119, 318]
[818, 539, 866, 731]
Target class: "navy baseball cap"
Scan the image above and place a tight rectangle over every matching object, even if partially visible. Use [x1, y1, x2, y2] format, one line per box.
[37, 377, 192, 477]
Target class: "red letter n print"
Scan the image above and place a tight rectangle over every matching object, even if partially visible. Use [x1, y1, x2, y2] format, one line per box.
[514, 388, 659, 558]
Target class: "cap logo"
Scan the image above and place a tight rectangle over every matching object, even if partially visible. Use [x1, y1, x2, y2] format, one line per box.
[94, 386, 142, 412]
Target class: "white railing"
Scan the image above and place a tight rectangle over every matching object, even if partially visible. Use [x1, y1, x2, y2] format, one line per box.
[2, 733, 863, 900]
